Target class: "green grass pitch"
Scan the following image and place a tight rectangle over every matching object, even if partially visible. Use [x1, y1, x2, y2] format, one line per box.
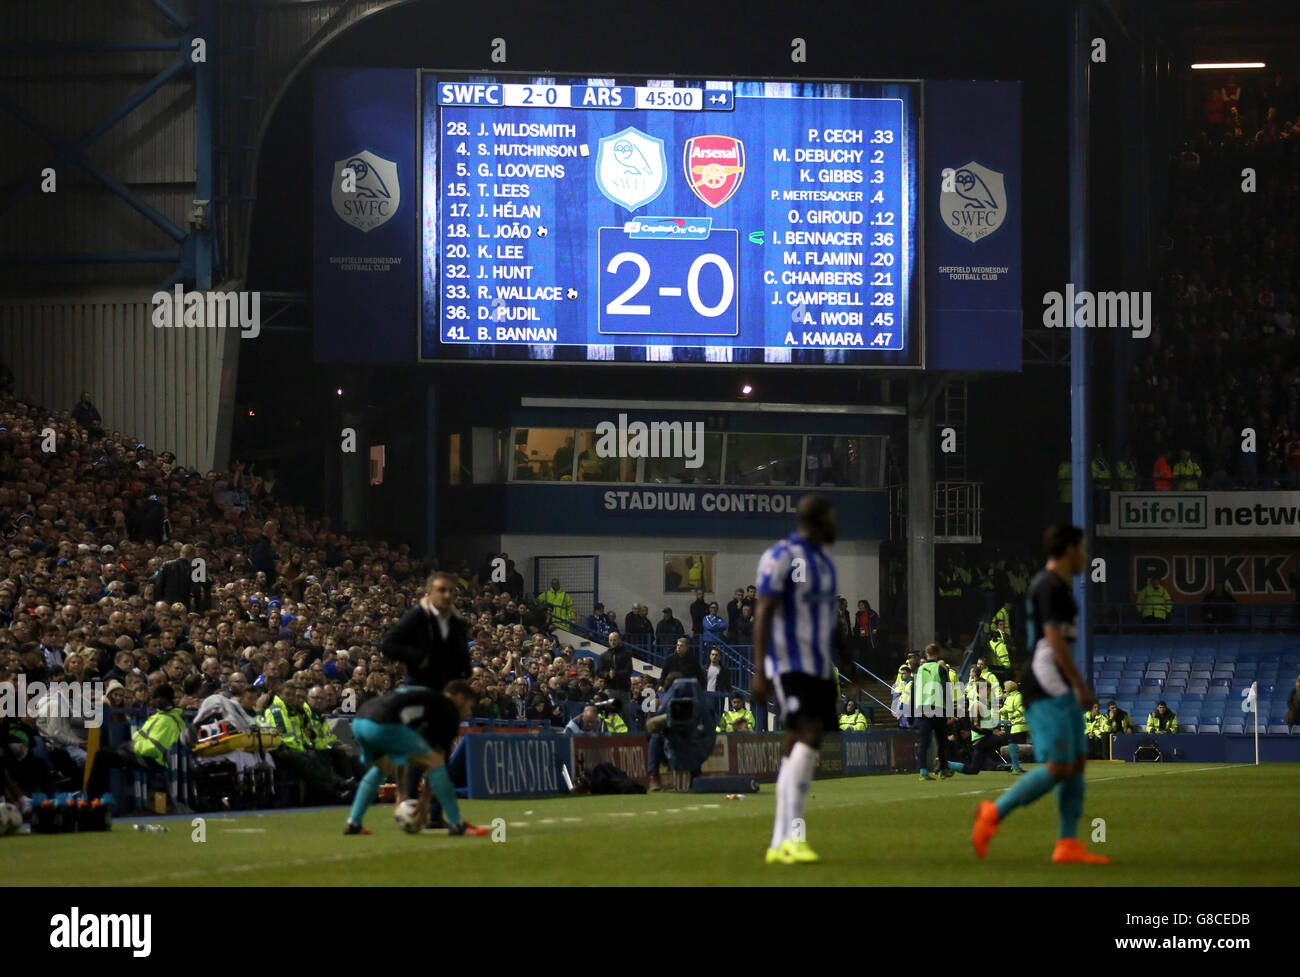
[4, 763, 1297, 885]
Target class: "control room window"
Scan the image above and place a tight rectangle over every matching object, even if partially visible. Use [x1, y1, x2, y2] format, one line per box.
[574, 429, 636, 483]
[804, 435, 884, 488]
[512, 428, 576, 481]
[723, 434, 804, 486]
[642, 431, 723, 484]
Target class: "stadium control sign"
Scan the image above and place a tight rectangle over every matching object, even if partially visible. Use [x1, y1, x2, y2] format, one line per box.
[1103, 492, 1300, 538]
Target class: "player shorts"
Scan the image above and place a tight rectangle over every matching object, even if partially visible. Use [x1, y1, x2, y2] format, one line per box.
[773, 672, 839, 732]
[352, 717, 431, 768]
[1025, 692, 1088, 765]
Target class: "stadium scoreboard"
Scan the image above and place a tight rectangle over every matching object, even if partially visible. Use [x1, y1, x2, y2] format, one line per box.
[420, 75, 921, 366]
[314, 69, 1019, 371]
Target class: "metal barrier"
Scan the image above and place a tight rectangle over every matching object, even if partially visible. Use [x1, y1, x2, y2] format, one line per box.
[1091, 601, 1298, 632]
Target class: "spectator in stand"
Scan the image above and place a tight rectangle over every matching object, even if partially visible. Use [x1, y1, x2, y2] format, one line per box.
[623, 603, 652, 646]
[152, 543, 199, 610]
[596, 631, 632, 698]
[1201, 580, 1237, 629]
[127, 492, 167, 545]
[1286, 673, 1299, 727]
[735, 603, 755, 643]
[250, 520, 279, 587]
[702, 602, 727, 647]
[71, 391, 102, 435]
[835, 597, 852, 646]
[704, 647, 731, 694]
[586, 602, 613, 638]
[655, 607, 685, 651]
[504, 559, 525, 602]
[855, 599, 881, 656]
[689, 589, 709, 643]
[725, 588, 745, 641]
[659, 636, 702, 693]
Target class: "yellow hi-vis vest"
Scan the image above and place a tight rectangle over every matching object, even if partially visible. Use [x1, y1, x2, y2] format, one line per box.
[302, 704, 338, 749]
[133, 706, 185, 764]
[717, 707, 756, 732]
[1001, 689, 1028, 733]
[261, 695, 304, 751]
[839, 710, 868, 731]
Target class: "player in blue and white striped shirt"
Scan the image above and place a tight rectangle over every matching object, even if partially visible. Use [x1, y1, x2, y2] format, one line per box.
[752, 495, 858, 865]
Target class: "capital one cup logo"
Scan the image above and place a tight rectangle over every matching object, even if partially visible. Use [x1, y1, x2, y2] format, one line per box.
[596, 127, 667, 211]
[684, 135, 745, 208]
[331, 149, 400, 232]
[940, 161, 1006, 243]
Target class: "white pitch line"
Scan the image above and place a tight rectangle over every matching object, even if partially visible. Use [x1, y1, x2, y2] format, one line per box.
[508, 822, 529, 828]
[561, 817, 582, 822]
[538, 818, 557, 824]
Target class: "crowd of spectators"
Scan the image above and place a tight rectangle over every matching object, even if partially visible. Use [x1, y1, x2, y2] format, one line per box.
[0, 392, 663, 802]
[1124, 72, 1300, 488]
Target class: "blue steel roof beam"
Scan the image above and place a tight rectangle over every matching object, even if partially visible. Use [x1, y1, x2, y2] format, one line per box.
[150, 0, 191, 32]
[0, 55, 190, 219]
[0, 95, 186, 243]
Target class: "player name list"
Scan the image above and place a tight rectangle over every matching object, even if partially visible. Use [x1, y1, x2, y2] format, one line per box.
[433, 82, 909, 351]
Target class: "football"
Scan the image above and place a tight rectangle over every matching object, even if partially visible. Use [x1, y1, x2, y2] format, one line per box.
[393, 799, 423, 834]
[0, 802, 21, 837]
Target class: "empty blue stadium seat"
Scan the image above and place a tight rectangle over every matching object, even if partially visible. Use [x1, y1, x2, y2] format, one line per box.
[1223, 723, 1244, 735]
[1202, 714, 1222, 726]
[1210, 678, 1231, 688]
[1200, 723, 1220, 734]
[1181, 724, 1198, 734]
[1189, 670, 1212, 680]
[1268, 724, 1292, 735]
[1141, 678, 1162, 688]
[1165, 678, 1187, 690]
